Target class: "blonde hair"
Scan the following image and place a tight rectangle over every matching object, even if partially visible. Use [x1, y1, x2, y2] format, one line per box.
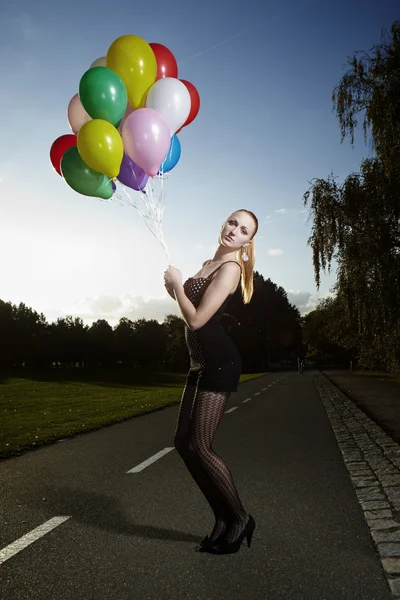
[235, 209, 258, 304]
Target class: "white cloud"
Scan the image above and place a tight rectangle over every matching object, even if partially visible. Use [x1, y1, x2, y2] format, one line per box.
[83, 295, 124, 314]
[268, 248, 284, 256]
[44, 293, 181, 327]
[276, 208, 286, 213]
[287, 289, 336, 316]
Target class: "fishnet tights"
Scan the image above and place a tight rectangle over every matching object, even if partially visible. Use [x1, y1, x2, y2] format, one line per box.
[174, 384, 248, 544]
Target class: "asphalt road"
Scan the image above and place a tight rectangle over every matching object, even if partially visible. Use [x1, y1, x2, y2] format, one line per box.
[0, 371, 392, 599]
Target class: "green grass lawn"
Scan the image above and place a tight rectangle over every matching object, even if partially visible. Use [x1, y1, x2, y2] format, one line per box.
[0, 368, 269, 459]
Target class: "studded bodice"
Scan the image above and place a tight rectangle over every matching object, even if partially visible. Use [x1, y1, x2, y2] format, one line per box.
[183, 268, 235, 317]
[183, 276, 230, 369]
[182, 262, 241, 371]
[182, 261, 243, 390]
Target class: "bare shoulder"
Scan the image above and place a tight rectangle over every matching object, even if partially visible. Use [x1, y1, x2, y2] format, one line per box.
[218, 261, 242, 275]
[211, 262, 241, 294]
[208, 261, 241, 280]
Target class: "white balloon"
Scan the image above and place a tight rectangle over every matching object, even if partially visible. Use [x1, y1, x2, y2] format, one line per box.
[90, 56, 107, 68]
[145, 78, 191, 136]
[67, 93, 91, 134]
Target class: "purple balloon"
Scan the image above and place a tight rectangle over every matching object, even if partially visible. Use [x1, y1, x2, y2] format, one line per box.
[117, 152, 149, 191]
[112, 181, 116, 192]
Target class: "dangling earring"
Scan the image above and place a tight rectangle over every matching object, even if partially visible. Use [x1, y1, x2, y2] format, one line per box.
[242, 245, 249, 262]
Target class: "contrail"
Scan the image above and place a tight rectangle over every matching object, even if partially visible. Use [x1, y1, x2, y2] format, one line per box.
[177, 13, 281, 66]
[177, 0, 314, 67]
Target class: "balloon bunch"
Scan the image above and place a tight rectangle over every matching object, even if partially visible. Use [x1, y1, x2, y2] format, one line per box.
[50, 35, 200, 262]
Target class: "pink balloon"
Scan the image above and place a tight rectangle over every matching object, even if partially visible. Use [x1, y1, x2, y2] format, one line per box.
[67, 93, 91, 134]
[122, 108, 170, 177]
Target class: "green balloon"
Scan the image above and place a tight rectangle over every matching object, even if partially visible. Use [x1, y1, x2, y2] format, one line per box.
[79, 67, 128, 127]
[61, 146, 113, 200]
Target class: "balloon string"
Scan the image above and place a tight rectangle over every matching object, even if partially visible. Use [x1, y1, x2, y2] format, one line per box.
[118, 182, 171, 264]
[148, 179, 171, 264]
[140, 179, 171, 264]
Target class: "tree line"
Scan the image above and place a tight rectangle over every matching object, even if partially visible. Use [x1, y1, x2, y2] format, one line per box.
[0, 272, 302, 372]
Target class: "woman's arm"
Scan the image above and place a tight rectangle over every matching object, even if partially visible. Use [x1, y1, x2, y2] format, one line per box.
[174, 262, 241, 331]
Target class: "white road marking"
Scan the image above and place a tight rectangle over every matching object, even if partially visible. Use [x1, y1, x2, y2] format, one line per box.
[262, 387, 268, 391]
[268, 384, 273, 387]
[225, 407, 238, 414]
[127, 447, 174, 473]
[254, 392, 261, 396]
[0, 516, 71, 566]
[242, 398, 252, 403]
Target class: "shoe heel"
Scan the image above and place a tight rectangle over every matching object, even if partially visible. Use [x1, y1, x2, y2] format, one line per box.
[246, 515, 256, 548]
[246, 529, 254, 548]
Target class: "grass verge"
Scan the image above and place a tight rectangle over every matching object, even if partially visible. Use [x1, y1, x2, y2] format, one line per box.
[0, 368, 269, 459]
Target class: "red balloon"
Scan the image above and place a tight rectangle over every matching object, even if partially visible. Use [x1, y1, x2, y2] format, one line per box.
[50, 134, 77, 176]
[177, 80, 200, 132]
[149, 43, 178, 80]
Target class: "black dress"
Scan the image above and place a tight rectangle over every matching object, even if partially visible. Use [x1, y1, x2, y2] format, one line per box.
[183, 261, 242, 393]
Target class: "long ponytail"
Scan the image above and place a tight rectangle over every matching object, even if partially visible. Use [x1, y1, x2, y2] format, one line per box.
[236, 209, 258, 304]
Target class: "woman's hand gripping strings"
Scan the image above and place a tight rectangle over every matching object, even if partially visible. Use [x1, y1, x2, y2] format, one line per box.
[164, 265, 181, 299]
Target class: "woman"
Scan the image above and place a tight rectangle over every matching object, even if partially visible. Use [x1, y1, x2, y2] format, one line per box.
[163, 209, 258, 555]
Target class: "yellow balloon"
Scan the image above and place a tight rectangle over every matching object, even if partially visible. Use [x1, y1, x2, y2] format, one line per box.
[77, 119, 123, 179]
[106, 35, 157, 110]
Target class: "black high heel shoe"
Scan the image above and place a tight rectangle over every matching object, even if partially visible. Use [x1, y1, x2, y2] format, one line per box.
[196, 531, 225, 552]
[202, 515, 256, 555]
[196, 535, 212, 552]
[196, 517, 229, 551]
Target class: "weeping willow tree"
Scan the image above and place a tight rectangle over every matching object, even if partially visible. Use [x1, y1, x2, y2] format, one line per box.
[303, 20, 400, 373]
[333, 20, 400, 178]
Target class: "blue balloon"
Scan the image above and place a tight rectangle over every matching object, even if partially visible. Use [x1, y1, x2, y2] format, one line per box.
[159, 135, 181, 174]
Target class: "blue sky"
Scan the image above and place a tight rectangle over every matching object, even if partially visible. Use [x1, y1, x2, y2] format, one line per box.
[0, 0, 397, 325]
